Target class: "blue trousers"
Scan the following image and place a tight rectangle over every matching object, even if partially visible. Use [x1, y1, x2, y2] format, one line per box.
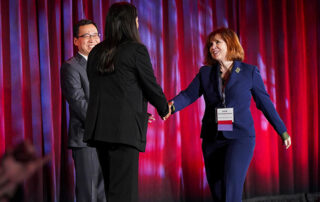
[202, 133, 255, 202]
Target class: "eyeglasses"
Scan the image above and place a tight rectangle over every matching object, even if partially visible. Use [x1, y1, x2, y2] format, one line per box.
[78, 33, 101, 39]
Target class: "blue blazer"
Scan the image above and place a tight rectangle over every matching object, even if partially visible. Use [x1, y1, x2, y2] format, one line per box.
[172, 61, 287, 139]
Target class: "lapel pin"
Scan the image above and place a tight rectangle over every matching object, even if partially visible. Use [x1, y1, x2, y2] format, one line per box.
[235, 67, 241, 73]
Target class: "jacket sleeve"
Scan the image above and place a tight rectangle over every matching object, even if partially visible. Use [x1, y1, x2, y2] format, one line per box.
[134, 45, 169, 117]
[60, 63, 88, 122]
[251, 66, 287, 135]
[171, 72, 203, 113]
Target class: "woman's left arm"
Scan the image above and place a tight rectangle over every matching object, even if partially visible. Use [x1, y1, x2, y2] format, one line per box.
[251, 67, 291, 149]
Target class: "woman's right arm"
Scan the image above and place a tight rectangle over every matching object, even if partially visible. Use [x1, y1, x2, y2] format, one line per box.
[171, 72, 203, 113]
[134, 44, 169, 117]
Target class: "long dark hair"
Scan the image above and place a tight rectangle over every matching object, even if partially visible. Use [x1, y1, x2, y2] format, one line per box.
[98, 2, 141, 74]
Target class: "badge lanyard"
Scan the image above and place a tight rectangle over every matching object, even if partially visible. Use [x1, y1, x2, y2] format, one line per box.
[216, 68, 234, 131]
[218, 71, 226, 108]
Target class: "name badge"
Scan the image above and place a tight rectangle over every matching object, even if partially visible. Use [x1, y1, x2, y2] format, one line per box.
[216, 108, 234, 131]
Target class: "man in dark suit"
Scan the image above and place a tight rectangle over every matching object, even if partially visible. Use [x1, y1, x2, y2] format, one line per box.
[60, 19, 106, 202]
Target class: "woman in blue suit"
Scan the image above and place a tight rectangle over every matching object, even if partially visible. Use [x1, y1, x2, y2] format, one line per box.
[170, 28, 291, 202]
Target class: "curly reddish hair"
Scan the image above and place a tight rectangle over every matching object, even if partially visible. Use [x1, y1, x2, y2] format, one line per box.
[204, 27, 244, 66]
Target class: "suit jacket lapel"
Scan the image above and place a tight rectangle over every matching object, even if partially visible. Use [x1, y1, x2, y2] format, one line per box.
[210, 64, 222, 102]
[75, 53, 87, 69]
[74, 53, 89, 96]
[209, 64, 222, 99]
[226, 60, 241, 90]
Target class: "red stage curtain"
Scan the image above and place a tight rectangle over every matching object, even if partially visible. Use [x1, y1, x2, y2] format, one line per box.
[0, 0, 319, 201]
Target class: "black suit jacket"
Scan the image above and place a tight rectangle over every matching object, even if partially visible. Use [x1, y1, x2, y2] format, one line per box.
[60, 53, 89, 147]
[84, 41, 168, 152]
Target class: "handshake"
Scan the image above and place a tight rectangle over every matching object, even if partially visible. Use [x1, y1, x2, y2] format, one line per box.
[148, 101, 174, 123]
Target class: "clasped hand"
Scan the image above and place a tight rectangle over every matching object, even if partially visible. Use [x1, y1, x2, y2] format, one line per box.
[148, 101, 174, 123]
[162, 101, 174, 121]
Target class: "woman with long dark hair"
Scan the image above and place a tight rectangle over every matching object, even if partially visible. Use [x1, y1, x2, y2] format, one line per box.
[84, 2, 171, 201]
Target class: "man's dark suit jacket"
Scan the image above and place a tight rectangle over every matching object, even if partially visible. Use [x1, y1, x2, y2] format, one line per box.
[60, 53, 89, 147]
[84, 41, 169, 152]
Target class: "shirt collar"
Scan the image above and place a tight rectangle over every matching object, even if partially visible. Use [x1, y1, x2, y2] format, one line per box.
[78, 52, 88, 61]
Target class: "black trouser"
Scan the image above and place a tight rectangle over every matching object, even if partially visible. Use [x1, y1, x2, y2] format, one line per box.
[96, 143, 139, 202]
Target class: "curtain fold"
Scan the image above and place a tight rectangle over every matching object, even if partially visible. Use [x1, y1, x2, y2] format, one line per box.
[0, 0, 319, 201]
